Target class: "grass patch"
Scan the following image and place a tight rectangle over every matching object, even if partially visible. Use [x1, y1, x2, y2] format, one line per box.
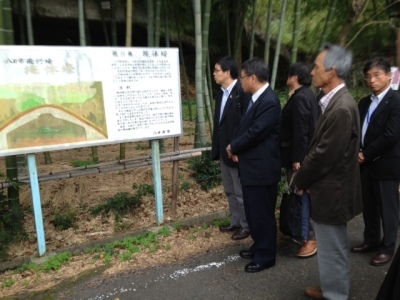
[90, 192, 142, 217]
[70, 159, 96, 167]
[52, 207, 78, 230]
[212, 217, 230, 228]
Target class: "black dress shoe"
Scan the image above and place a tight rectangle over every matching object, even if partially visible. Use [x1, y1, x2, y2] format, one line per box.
[370, 253, 393, 266]
[231, 229, 250, 240]
[350, 243, 378, 253]
[239, 250, 254, 259]
[219, 225, 240, 232]
[244, 261, 275, 273]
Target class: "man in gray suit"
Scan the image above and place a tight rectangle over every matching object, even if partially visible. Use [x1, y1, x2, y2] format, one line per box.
[211, 56, 250, 240]
[293, 44, 362, 299]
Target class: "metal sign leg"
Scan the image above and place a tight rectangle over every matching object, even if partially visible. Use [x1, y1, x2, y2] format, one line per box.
[151, 140, 164, 225]
[27, 153, 46, 256]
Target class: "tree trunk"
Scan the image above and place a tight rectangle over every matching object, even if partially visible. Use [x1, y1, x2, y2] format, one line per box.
[154, 0, 161, 47]
[25, 0, 34, 45]
[193, 0, 207, 147]
[264, 0, 273, 64]
[153, 0, 165, 153]
[318, 0, 337, 49]
[224, 0, 231, 56]
[201, 0, 212, 134]
[207, 54, 214, 114]
[0, 1, 23, 238]
[174, 11, 192, 121]
[95, 0, 110, 46]
[79, 0, 99, 162]
[249, 0, 257, 59]
[270, 0, 288, 90]
[233, 0, 250, 63]
[78, 0, 86, 46]
[119, 0, 134, 160]
[337, 0, 370, 46]
[163, 0, 169, 47]
[110, 0, 118, 46]
[147, 0, 154, 47]
[17, 0, 26, 44]
[290, 0, 301, 63]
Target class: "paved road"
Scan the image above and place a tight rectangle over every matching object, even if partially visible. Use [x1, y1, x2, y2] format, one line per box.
[50, 214, 396, 300]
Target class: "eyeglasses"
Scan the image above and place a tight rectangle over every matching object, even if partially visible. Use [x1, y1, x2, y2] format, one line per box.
[239, 75, 250, 81]
[214, 68, 222, 72]
[364, 72, 388, 81]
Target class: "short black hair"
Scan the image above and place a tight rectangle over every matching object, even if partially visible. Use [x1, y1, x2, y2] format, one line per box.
[363, 57, 391, 75]
[288, 62, 312, 86]
[241, 57, 269, 82]
[216, 56, 238, 79]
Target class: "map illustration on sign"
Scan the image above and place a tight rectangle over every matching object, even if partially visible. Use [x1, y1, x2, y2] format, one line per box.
[0, 81, 107, 150]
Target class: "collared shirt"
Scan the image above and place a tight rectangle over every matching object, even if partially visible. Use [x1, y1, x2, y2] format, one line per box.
[220, 79, 237, 121]
[246, 82, 269, 114]
[318, 83, 345, 114]
[361, 86, 391, 146]
[252, 82, 269, 103]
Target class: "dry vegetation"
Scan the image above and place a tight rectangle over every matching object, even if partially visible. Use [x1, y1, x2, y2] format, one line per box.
[0, 120, 245, 297]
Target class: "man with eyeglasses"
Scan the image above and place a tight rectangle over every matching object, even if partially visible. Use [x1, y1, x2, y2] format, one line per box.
[226, 57, 281, 273]
[351, 58, 400, 268]
[211, 56, 251, 241]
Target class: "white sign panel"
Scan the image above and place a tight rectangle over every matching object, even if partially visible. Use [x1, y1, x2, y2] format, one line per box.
[0, 46, 182, 156]
[391, 66, 400, 90]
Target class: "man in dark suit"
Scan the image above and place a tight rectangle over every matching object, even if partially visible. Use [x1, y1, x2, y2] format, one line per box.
[226, 57, 281, 273]
[351, 58, 400, 267]
[280, 62, 319, 258]
[293, 44, 362, 299]
[211, 56, 250, 240]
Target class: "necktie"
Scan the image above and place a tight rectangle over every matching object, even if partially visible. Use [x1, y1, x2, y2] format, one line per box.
[246, 100, 254, 114]
[219, 90, 230, 122]
[361, 95, 379, 146]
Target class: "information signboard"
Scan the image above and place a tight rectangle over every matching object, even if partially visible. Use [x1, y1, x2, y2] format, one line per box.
[0, 46, 182, 156]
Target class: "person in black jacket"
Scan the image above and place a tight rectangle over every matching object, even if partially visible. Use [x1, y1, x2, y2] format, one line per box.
[351, 58, 400, 267]
[280, 62, 319, 258]
[226, 57, 281, 273]
[211, 56, 251, 240]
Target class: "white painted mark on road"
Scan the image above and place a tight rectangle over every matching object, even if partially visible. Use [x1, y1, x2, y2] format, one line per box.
[77, 254, 240, 300]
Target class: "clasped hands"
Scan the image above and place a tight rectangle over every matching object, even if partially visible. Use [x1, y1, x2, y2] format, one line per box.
[225, 147, 306, 194]
[226, 144, 239, 162]
[358, 151, 365, 164]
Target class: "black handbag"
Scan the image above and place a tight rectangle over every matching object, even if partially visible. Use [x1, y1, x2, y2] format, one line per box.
[279, 174, 302, 238]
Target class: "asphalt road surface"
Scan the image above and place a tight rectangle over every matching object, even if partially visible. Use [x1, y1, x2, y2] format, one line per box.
[49, 214, 396, 300]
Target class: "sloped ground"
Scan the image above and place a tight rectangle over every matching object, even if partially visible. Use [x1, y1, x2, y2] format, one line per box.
[0, 121, 240, 297]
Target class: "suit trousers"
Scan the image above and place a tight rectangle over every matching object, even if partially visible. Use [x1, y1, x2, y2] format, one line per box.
[312, 221, 350, 300]
[220, 161, 248, 231]
[242, 184, 277, 266]
[361, 169, 399, 254]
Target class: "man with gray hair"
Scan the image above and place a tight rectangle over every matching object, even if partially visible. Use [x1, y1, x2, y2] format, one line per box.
[293, 44, 362, 299]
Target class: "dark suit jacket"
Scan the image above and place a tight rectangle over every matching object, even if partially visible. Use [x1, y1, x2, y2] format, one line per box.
[280, 85, 318, 169]
[359, 88, 400, 180]
[230, 85, 281, 186]
[211, 81, 250, 167]
[293, 86, 362, 224]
